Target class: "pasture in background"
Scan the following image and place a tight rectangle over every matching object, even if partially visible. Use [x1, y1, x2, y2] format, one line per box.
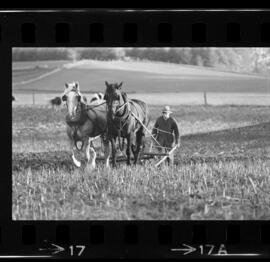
[12, 59, 270, 106]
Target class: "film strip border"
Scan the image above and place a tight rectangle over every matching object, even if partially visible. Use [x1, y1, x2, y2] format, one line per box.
[2, 9, 270, 258]
[0, 11, 269, 45]
[0, 222, 269, 258]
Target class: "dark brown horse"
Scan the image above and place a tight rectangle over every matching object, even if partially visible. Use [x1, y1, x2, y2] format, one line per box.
[104, 81, 149, 167]
[62, 82, 110, 169]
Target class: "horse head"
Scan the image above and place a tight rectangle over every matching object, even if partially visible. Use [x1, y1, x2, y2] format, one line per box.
[62, 82, 83, 121]
[104, 81, 124, 118]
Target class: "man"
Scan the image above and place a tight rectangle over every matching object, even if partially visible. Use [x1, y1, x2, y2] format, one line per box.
[152, 106, 180, 165]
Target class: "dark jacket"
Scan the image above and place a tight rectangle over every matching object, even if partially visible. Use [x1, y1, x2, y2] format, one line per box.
[152, 116, 180, 147]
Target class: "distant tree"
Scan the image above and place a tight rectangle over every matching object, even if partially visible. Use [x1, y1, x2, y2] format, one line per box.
[12, 47, 270, 75]
[166, 49, 179, 63]
[194, 55, 204, 66]
[12, 48, 70, 61]
[235, 48, 254, 73]
[251, 48, 270, 74]
[179, 48, 193, 64]
[78, 48, 118, 60]
[204, 48, 219, 67]
[114, 48, 126, 60]
[67, 49, 79, 62]
[126, 48, 150, 60]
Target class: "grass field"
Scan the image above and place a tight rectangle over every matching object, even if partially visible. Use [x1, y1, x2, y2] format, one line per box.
[12, 105, 270, 220]
[12, 60, 269, 93]
[13, 60, 69, 86]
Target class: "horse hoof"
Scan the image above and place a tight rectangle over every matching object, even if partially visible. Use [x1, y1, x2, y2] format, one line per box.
[72, 155, 81, 167]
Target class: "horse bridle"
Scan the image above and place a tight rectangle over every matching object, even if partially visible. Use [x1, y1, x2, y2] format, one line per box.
[106, 91, 145, 152]
[62, 89, 81, 104]
[63, 89, 106, 113]
[107, 92, 129, 118]
[64, 89, 106, 150]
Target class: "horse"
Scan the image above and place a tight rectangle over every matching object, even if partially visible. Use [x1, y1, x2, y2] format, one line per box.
[50, 94, 88, 108]
[104, 81, 149, 167]
[61, 82, 110, 169]
[49, 96, 62, 109]
[90, 92, 104, 103]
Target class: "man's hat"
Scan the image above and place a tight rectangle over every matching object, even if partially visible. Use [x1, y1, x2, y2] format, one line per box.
[162, 106, 172, 113]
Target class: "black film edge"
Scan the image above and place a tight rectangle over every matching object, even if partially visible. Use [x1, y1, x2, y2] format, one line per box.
[3, 9, 270, 259]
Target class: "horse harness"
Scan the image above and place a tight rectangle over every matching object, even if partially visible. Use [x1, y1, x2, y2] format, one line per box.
[64, 92, 106, 151]
[107, 94, 142, 151]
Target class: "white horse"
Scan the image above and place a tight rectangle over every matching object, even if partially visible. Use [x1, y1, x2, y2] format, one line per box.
[61, 82, 109, 169]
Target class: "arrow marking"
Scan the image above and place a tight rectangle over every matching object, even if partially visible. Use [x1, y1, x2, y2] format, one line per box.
[38, 243, 65, 255]
[171, 244, 197, 255]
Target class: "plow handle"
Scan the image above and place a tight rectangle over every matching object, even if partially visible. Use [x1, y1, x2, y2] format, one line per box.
[155, 144, 179, 167]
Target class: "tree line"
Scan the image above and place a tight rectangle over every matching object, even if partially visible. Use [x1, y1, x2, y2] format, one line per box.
[13, 48, 270, 74]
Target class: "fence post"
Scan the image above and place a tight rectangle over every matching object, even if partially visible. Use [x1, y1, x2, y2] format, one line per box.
[203, 91, 208, 106]
[266, 72, 270, 94]
[32, 89, 35, 105]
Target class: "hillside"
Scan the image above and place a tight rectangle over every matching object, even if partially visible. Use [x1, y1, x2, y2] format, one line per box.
[12, 60, 269, 93]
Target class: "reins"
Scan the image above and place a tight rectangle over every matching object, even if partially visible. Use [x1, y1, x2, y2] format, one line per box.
[152, 127, 173, 135]
[106, 92, 164, 151]
[106, 93, 132, 152]
[83, 101, 107, 111]
[106, 91, 174, 153]
[114, 101, 129, 115]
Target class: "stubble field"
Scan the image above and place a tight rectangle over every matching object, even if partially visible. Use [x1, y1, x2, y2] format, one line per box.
[12, 105, 270, 220]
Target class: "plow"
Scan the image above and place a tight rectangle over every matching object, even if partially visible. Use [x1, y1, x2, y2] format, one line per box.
[86, 109, 180, 167]
[144, 144, 178, 167]
[85, 133, 179, 168]
[129, 110, 179, 167]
